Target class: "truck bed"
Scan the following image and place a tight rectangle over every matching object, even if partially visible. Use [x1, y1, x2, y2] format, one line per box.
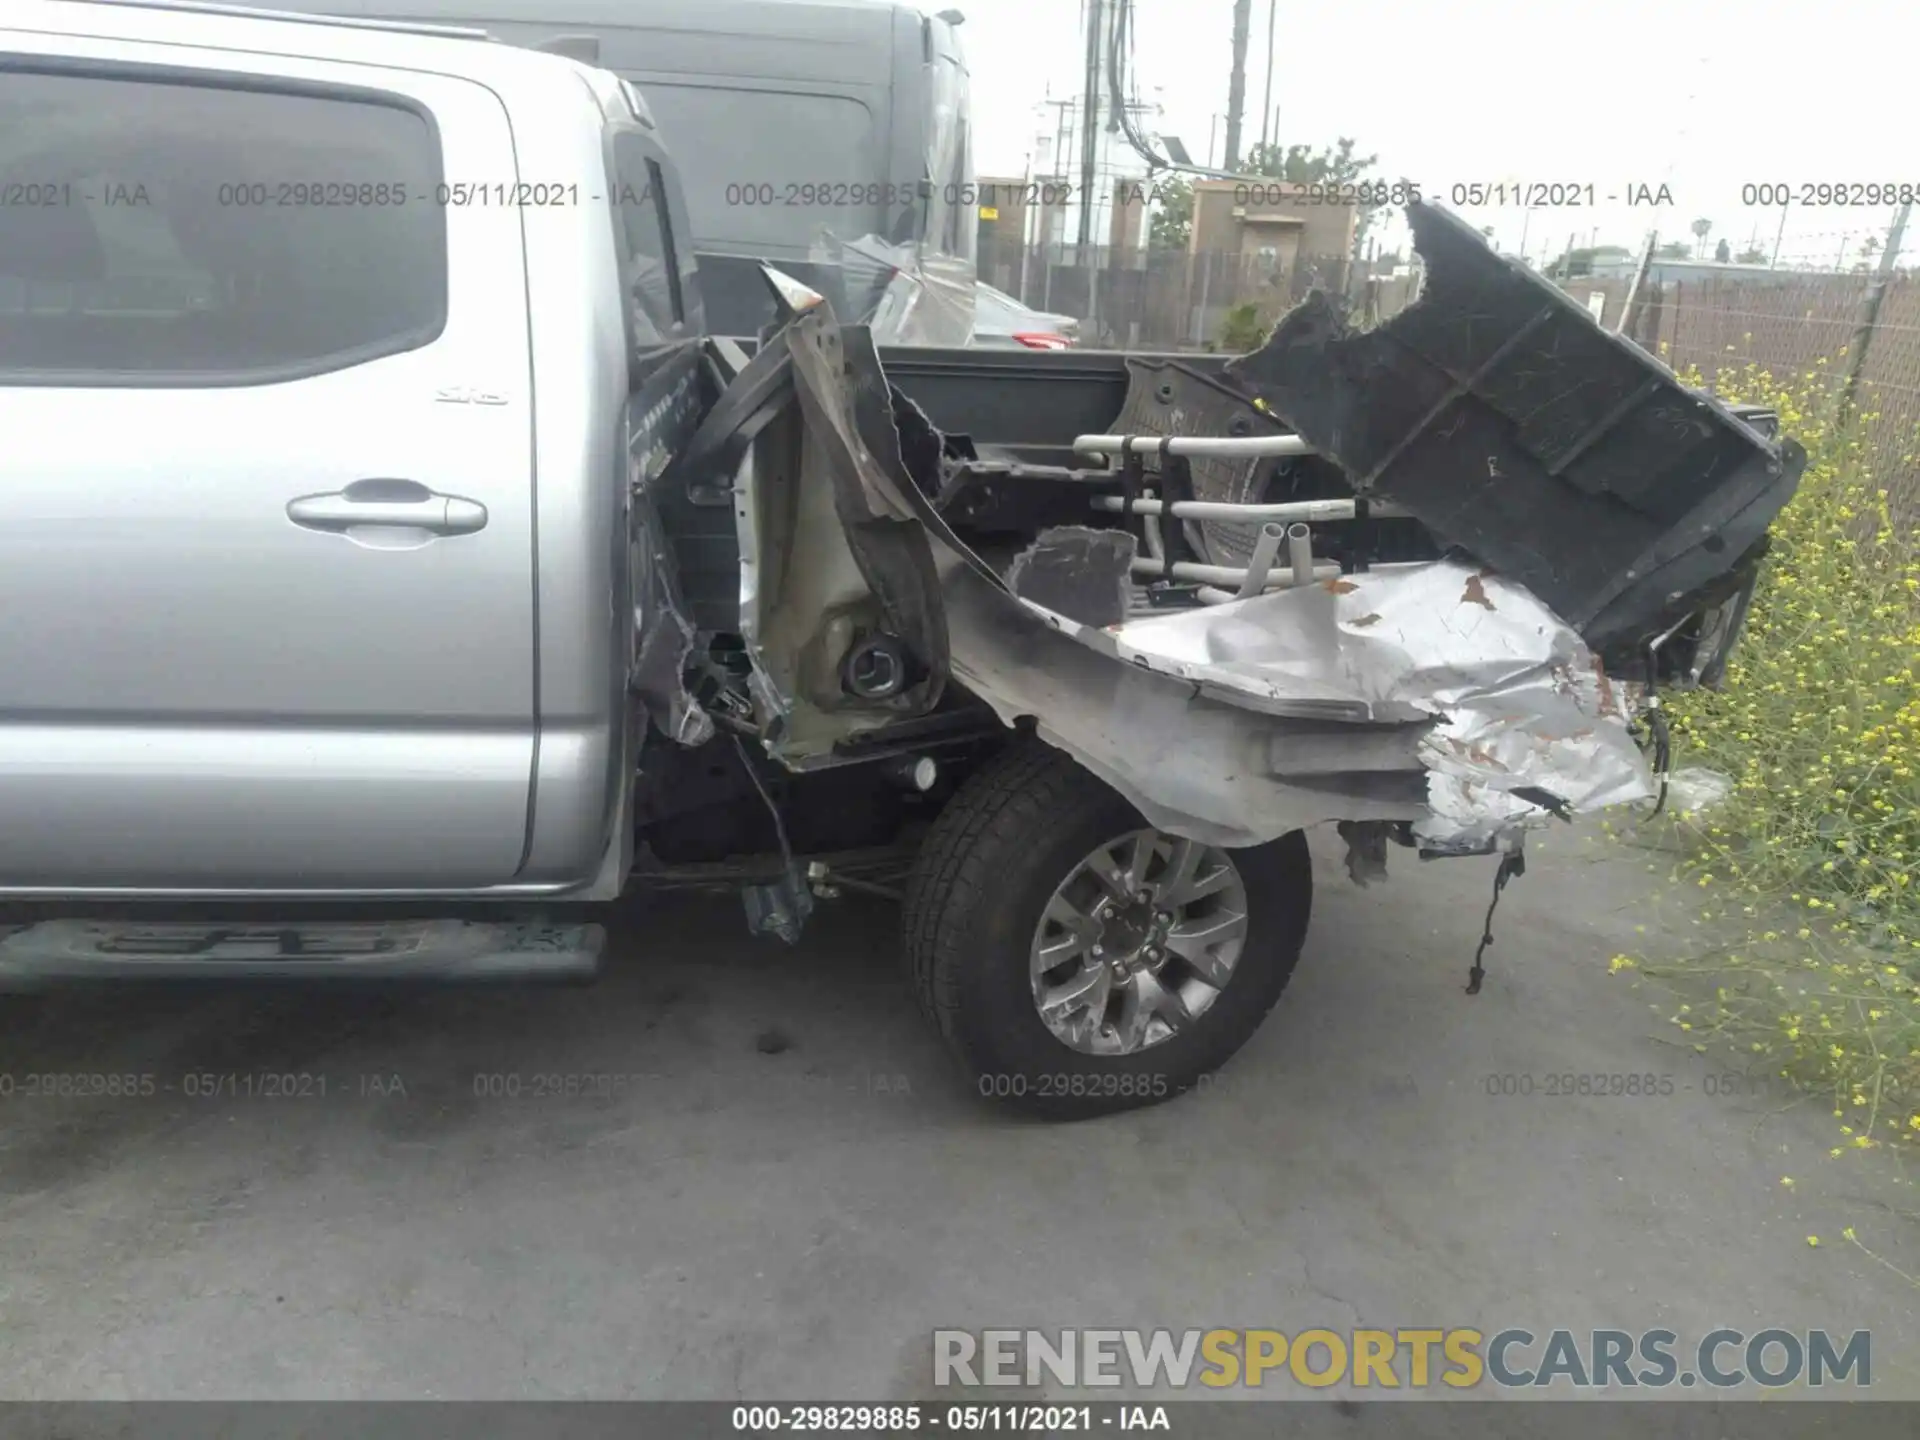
[649, 205, 1804, 861]
[680, 336, 1790, 673]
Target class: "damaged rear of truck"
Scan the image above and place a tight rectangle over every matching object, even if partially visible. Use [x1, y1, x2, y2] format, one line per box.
[0, 4, 1800, 1120]
[637, 200, 1805, 1115]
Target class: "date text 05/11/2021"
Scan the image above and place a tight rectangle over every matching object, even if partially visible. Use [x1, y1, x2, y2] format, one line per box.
[731, 1405, 1172, 1432]
[0, 1071, 407, 1100]
[37, 177, 1855, 213]
[711, 179, 1683, 210]
[0, 181, 655, 209]
[1151, 181, 1677, 208]
[976, 180, 1678, 209]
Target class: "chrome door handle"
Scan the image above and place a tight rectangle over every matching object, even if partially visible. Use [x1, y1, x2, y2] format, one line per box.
[286, 480, 488, 536]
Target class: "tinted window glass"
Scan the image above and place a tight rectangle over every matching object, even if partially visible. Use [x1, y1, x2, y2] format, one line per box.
[610, 132, 683, 337]
[0, 67, 445, 381]
[631, 85, 880, 255]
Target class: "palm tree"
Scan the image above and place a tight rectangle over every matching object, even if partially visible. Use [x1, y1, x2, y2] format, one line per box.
[1690, 217, 1712, 251]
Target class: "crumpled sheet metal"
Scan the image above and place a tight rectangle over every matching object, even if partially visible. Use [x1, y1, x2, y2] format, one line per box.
[953, 551, 1654, 852]
[724, 279, 1649, 855]
[844, 33, 980, 351]
[1220, 203, 1806, 662]
[937, 551, 1435, 849]
[808, 231, 977, 349]
[870, 245, 978, 349]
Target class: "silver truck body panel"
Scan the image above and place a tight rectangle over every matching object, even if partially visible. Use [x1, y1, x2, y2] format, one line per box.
[0, 0, 634, 895]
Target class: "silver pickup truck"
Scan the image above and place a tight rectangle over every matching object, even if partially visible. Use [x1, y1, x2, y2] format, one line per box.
[0, 0, 1804, 1117]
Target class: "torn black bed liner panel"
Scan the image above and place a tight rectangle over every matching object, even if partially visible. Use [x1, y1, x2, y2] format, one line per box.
[1004, 526, 1137, 629]
[1223, 200, 1806, 655]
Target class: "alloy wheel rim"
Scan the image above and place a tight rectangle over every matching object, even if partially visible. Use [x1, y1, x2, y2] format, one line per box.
[1028, 828, 1250, 1056]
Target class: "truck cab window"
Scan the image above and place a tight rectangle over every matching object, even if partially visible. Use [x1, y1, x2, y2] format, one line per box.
[0, 67, 445, 382]
[610, 132, 683, 341]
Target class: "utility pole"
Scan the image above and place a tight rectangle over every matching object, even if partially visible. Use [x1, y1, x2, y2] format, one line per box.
[1769, 201, 1789, 268]
[1257, 0, 1277, 160]
[1045, 97, 1073, 182]
[1076, 0, 1104, 260]
[1015, 149, 1032, 303]
[1223, 0, 1251, 172]
[1039, 95, 1076, 289]
[1041, 97, 1076, 197]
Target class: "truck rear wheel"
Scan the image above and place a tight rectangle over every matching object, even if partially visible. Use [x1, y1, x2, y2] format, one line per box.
[902, 740, 1312, 1119]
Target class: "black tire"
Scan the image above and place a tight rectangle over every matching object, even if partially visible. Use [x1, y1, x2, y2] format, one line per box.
[902, 739, 1312, 1119]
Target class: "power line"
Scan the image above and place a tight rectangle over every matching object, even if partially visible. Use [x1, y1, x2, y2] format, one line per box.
[1101, 0, 1265, 183]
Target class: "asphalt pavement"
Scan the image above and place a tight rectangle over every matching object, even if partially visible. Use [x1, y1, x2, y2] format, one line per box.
[2, 826, 1916, 1401]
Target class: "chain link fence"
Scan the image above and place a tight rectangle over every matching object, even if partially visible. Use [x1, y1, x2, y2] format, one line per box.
[1564, 269, 1920, 523]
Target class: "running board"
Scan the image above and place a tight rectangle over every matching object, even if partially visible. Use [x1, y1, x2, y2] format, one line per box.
[0, 918, 604, 989]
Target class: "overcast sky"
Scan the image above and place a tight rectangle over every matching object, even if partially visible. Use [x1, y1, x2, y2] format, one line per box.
[951, 0, 1913, 268]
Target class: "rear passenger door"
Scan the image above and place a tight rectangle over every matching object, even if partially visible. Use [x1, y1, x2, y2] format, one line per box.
[0, 40, 538, 890]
